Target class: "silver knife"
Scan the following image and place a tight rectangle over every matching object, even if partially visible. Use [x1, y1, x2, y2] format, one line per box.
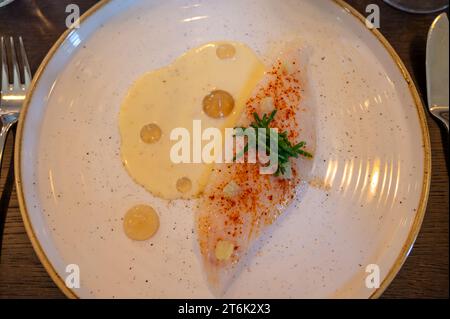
[426, 13, 449, 131]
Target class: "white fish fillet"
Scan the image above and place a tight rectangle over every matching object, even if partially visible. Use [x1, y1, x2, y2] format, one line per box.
[196, 44, 313, 295]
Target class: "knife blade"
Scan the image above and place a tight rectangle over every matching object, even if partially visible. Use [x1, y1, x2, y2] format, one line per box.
[426, 13, 449, 131]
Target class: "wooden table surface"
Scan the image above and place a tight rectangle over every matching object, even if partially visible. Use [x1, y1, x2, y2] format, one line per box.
[0, 0, 448, 299]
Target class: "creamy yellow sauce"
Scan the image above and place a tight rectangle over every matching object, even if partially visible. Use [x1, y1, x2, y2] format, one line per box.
[119, 41, 265, 199]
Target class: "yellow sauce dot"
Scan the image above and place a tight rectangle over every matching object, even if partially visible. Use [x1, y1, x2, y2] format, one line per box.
[140, 123, 162, 144]
[123, 205, 159, 241]
[216, 43, 236, 60]
[215, 240, 235, 261]
[203, 90, 235, 119]
[176, 177, 192, 193]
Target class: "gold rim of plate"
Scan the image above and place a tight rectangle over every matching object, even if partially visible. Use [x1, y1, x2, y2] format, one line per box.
[14, 0, 432, 299]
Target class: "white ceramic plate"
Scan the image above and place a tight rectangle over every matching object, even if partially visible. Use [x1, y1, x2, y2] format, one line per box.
[16, 0, 431, 298]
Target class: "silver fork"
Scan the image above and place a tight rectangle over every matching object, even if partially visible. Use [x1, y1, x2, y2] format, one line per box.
[0, 36, 31, 171]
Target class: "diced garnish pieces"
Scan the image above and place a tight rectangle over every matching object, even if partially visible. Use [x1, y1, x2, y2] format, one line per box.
[281, 161, 292, 179]
[260, 96, 274, 114]
[223, 180, 241, 198]
[215, 240, 235, 261]
[282, 60, 295, 74]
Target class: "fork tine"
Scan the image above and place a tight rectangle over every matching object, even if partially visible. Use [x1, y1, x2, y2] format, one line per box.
[1, 37, 8, 93]
[9, 37, 20, 89]
[19, 37, 31, 87]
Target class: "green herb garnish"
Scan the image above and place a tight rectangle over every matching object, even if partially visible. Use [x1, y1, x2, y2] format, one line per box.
[235, 110, 312, 176]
